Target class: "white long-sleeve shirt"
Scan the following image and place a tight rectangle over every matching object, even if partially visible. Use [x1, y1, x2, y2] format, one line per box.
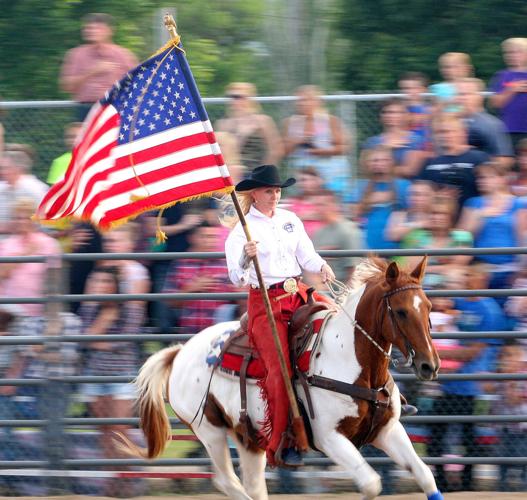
[225, 205, 326, 287]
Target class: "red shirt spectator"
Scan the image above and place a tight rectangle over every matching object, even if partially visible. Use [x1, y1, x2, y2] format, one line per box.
[163, 224, 237, 334]
[60, 13, 137, 104]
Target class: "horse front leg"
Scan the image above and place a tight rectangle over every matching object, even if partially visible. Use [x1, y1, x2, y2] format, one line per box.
[317, 429, 382, 499]
[372, 419, 444, 500]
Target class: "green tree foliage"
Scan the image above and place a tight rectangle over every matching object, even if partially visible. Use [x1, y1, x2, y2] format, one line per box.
[0, 0, 268, 100]
[332, 0, 527, 90]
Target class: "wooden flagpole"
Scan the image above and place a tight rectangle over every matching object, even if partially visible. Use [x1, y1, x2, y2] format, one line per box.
[228, 192, 309, 452]
[162, 14, 308, 453]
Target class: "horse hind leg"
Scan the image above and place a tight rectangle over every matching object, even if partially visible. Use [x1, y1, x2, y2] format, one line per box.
[372, 420, 443, 499]
[317, 430, 381, 499]
[193, 420, 252, 500]
[230, 433, 268, 500]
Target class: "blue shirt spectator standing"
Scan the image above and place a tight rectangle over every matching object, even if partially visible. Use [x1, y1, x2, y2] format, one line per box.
[458, 162, 527, 291]
[350, 145, 410, 249]
[362, 98, 426, 178]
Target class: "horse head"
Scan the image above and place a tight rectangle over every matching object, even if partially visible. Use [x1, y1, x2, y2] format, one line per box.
[380, 256, 440, 381]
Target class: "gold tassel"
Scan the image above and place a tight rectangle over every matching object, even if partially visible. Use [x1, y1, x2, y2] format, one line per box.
[156, 229, 167, 244]
[155, 208, 167, 244]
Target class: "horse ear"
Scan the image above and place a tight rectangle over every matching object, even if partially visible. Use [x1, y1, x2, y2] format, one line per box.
[385, 261, 399, 286]
[410, 255, 428, 282]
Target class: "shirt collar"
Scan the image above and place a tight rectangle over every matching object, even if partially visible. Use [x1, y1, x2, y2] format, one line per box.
[249, 204, 277, 219]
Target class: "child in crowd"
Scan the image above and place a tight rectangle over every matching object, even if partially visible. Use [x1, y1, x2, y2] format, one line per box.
[398, 71, 432, 147]
[429, 52, 473, 115]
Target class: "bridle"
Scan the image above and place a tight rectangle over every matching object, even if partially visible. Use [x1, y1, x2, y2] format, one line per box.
[382, 284, 427, 367]
[327, 280, 427, 368]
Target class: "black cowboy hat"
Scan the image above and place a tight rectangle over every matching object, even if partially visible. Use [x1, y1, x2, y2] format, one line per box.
[235, 164, 296, 192]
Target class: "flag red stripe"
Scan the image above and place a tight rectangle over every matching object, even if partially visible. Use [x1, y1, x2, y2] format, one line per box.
[81, 153, 226, 217]
[98, 177, 232, 228]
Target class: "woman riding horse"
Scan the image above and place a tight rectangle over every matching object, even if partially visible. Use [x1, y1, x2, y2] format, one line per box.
[224, 164, 335, 467]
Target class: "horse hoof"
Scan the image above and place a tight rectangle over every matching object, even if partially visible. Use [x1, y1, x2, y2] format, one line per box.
[361, 476, 381, 499]
[427, 492, 444, 500]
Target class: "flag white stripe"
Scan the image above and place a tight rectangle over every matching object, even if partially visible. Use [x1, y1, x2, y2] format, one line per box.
[90, 164, 227, 224]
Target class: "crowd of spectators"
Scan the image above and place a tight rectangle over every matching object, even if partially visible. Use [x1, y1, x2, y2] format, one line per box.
[0, 13, 526, 493]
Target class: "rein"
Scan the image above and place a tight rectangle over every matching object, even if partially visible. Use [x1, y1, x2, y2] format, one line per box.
[326, 280, 422, 368]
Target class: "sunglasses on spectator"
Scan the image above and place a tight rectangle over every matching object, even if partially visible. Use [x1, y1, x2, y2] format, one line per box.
[226, 94, 246, 100]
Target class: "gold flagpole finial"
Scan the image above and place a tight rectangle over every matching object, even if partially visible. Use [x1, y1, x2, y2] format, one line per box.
[164, 14, 179, 40]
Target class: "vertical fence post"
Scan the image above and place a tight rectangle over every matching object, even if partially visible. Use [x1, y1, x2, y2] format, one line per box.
[337, 94, 358, 191]
[42, 254, 67, 493]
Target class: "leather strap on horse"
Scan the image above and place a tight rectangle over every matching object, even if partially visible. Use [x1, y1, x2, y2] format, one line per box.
[296, 371, 315, 419]
[307, 374, 393, 448]
[238, 352, 252, 448]
[307, 374, 391, 407]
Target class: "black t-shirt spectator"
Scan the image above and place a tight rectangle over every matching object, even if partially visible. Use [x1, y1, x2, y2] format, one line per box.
[419, 148, 490, 209]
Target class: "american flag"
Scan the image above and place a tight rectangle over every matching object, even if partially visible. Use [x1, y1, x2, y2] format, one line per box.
[36, 41, 233, 229]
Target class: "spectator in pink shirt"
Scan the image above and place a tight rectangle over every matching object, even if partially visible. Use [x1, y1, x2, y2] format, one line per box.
[60, 13, 138, 119]
[0, 198, 61, 317]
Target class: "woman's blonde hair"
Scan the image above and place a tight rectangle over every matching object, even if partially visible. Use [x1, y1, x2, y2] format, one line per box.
[219, 190, 255, 229]
[225, 82, 261, 114]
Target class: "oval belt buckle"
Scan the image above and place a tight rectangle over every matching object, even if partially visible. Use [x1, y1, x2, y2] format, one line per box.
[273, 278, 299, 302]
[283, 277, 298, 294]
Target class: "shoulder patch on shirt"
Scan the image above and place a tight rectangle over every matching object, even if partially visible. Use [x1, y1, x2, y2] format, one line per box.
[283, 222, 295, 233]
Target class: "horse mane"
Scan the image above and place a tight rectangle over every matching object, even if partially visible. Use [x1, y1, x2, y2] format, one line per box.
[350, 256, 410, 290]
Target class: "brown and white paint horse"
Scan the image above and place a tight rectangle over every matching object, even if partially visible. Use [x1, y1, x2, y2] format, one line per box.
[121, 257, 443, 500]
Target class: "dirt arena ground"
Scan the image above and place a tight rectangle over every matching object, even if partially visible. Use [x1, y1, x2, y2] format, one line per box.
[1, 494, 524, 499]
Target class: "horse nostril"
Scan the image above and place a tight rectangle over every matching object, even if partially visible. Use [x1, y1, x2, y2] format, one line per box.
[420, 362, 433, 379]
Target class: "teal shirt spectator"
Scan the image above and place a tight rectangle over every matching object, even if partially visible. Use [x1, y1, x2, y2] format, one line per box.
[402, 228, 473, 288]
[347, 178, 410, 249]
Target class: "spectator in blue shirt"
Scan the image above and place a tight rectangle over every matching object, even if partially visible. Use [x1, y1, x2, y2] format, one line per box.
[458, 162, 527, 291]
[363, 98, 427, 178]
[349, 145, 410, 249]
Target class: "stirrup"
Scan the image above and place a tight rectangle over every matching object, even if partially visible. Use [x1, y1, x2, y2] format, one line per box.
[280, 447, 304, 468]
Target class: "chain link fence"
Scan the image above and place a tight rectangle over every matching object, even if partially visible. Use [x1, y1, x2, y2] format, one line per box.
[0, 94, 393, 183]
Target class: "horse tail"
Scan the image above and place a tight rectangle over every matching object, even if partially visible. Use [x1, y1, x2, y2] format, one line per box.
[116, 344, 182, 459]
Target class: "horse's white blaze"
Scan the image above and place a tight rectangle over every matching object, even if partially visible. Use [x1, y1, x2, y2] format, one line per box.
[413, 293, 433, 353]
[413, 294, 422, 313]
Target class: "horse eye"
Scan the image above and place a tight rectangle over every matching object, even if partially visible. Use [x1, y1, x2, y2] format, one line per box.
[396, 309, 407, 318]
